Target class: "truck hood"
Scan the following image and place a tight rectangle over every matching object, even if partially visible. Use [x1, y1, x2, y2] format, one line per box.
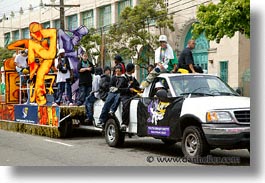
[181, 96, 250, 122]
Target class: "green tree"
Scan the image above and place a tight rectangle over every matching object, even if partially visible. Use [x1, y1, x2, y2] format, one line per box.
[106, 0, 174, 68]
[80, 28, 102, 65]
[0, 47, 15, 68]
[193, 0, 250, 42]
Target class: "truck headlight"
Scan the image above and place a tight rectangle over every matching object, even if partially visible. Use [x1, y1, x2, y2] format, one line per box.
[206, 111, 234, 123]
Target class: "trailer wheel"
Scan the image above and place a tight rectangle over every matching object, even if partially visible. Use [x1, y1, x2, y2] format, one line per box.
[161, 139, 177, 146]
[59, 120, 72, 138]
[181, 126, 209, 158]
[105, 119, 125, 147]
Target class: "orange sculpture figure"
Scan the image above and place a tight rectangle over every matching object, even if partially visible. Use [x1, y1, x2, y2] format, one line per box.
[7, 22, 57, 105]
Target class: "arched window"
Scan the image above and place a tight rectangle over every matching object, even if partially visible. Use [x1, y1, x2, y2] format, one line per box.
[184, 27, 209, 72]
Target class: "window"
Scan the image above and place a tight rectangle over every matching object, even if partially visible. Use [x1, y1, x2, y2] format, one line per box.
[4, 33, 10, 47]
[98, 5, 111, 28]
[118, 0, 131, 19]
[22, 28, 29, 39]
[67, 14, 78, 30]
[82, 10, 94, 29]
[149, 78, 171, 97]
[13, 30, 19, 41]
[42, 21, 50, 29]
[53, 19, 61, 29]
[220, 61, 228, 83]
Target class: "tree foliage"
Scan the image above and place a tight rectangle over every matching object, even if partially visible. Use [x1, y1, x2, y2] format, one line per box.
[106, 0, 174, 67]
[0, 47, 15, 68]
[193, 0, 250, 42]
[80, 28, 102, 65]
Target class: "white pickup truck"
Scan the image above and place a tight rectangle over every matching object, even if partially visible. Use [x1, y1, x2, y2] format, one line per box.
[65, 73, 250, 158]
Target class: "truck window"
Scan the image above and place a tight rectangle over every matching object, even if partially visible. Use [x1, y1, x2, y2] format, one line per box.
[149, 78, 172, 97]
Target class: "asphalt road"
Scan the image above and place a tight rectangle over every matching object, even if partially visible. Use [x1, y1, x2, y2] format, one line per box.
[0, 129, 250, 166]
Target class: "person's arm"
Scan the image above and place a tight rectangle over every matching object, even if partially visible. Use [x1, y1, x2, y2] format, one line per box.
[90, 62, 95, 74]
[185, 50, 197, 73]
[79, 61, 93, 73]
[78, 62, 87, 72]
[14, 56, 20, 68]
[117, 77, 130, 94]
[56, 57, 62, 69]
[172, 64, 177, 73]
[171, 52, 178, 73]
[188, 64, 196, 73]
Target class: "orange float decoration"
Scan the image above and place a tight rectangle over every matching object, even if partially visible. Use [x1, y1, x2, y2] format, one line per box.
[7, 22, 57, 105]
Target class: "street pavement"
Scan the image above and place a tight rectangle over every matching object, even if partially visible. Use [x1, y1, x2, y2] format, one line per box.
[0, 129, 250, 166]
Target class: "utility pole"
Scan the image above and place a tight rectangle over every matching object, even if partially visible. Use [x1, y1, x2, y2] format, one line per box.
[100, 27, 105, 68]
[44, 0, 80, 30]
[60, 0, 65, 30]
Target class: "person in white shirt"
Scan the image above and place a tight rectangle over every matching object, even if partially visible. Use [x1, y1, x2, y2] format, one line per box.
[53, 48, 74, 106]
[140, 35, 175, 89]
[15, 49, 28, 73]
[84, 67, 103, 124]
[154, 35, 174, 72]
[15, 49, 29, 84]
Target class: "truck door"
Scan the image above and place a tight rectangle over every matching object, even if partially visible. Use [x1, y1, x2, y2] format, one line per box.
[136, 78, 184, 139]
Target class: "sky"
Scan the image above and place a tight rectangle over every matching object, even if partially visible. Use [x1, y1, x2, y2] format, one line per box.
[0, 0, 51, 19]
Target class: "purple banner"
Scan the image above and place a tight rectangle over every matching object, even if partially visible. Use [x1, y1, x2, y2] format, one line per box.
[147, 126, 170, 137]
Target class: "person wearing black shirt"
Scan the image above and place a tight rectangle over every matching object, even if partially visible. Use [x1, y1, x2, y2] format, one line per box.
[178, 39, 203, 73]
[118, 63, 140, 131]
[76, 53, 94, 106]
[97, 66, 123, 127]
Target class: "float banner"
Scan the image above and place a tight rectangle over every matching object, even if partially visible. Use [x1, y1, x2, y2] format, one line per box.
[137, 97, 184, 138]
[15, 105, 38, 124]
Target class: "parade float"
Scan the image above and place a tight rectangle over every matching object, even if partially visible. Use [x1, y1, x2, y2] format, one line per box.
[0, 22, 88, 138]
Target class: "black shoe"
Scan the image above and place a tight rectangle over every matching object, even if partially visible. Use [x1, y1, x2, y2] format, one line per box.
[120, 124, 127, 132]
[84, 118, 93, 125]
[77, 102, 83, 106]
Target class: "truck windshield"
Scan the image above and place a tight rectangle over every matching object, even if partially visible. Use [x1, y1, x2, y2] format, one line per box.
[169, 75, 239, 97]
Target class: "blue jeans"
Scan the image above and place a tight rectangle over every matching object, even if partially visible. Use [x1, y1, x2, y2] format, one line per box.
[55, 81, 73, 104]
[99, 92, 120, 123]
[77, 85, 92, 105]
[85, 94, 98, 120]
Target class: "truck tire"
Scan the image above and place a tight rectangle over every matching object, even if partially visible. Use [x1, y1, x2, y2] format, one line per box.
[161, 139, 177, 146]
[59, 120, 72, 138]
[105, 119, 125, 147]
[181, 126, 209, 158]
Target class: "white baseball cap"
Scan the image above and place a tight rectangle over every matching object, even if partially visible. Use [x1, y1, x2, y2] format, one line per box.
[159, 35, 167, 42]
[155, 82, 164, 89]
[57, 48, 65, 56]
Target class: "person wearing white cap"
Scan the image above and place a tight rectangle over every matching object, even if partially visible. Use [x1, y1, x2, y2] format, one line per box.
[155, 81, 165, 90]
[53, 48, 74, 106]
[140, 35, 178, 89]
[155, 35, 177, 72]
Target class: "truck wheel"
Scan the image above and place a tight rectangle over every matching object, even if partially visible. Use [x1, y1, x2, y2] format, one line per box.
[181, 126, 209, 158]
[161, 139, 177, 146]
[59, 120, 72, 138]
[105, 119, 125, 147]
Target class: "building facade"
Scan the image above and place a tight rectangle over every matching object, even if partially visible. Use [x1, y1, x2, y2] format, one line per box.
[0, 0, 250, 96]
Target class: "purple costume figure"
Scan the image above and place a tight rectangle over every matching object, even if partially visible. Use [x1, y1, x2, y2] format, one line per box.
[57, 25, 89, 101]
[57, 25, 89, 76]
